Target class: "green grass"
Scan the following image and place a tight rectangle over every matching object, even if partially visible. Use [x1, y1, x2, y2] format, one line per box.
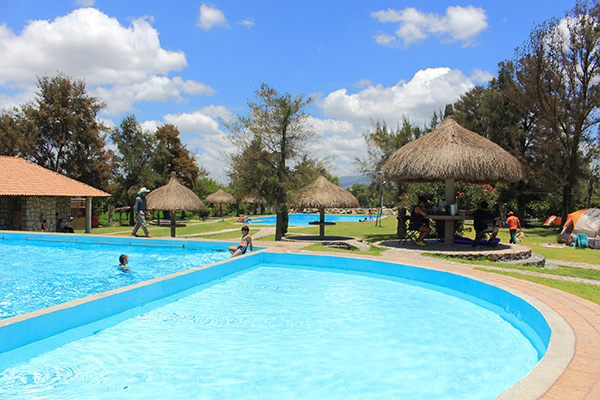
[476, 269, 600, 305]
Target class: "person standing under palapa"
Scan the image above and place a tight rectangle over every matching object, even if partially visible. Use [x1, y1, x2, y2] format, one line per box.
[506, 211, 521, 244]
[132, 187, 152, 237]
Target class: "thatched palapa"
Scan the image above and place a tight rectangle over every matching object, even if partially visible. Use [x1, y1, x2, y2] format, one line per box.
[382, 105, 522, 184]
[288, 173, 359, 237]
[382, 104, 522, 245]
[206, 188, 236, 216]
[146, 172, 205, 237]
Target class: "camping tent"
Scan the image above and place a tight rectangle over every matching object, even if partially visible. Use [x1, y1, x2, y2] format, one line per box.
[544, 216, 562, 226]
[557, 208, 600, 247]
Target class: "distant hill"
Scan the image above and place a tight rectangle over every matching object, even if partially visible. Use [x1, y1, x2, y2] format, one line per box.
[339, 175, 372, 188]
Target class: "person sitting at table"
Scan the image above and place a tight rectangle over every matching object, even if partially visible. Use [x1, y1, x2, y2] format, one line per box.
[473, 201, 503, 247]
[409, 196, 431, 247]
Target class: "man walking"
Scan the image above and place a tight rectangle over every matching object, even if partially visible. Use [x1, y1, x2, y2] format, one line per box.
[132, 187, 152, 237]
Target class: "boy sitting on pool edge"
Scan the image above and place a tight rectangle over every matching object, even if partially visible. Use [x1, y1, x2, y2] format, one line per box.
[229, 226, 253, 257]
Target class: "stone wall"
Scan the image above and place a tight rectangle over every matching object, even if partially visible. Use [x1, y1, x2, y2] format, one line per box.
[0, 196, 70, 232]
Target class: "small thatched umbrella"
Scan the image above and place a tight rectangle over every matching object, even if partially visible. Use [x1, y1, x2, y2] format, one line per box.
[146, 172, 206, 237]
[205, 188, 236, 217]
[242, 192, 267, 215]
[382, 104, 522, 244]
[288, 173, 359, 238]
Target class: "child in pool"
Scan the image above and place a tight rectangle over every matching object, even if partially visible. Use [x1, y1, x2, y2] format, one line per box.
[229, 226, 253, 257]
[118, 254, 130, 272]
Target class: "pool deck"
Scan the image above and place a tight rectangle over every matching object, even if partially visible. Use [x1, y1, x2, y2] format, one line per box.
[253, 237, 600, 400]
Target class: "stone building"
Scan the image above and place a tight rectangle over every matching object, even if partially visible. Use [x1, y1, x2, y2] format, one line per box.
[0, 156, 110, 233]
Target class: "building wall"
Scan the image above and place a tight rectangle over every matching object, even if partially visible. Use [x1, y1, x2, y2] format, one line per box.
[0, 196, 71, 232]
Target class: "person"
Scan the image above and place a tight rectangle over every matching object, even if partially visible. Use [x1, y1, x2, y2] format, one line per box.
[506, 211, 522, 244]
[473, 201, 502, 246]
[368, 209, 373, 221]
[58, 217, 74, 233]
[409, 196, 431, 247]
[132, 187, 152, 237]
[41, 219, 48, 231]
[118, 254, 129, 272]
[229, 225, 253, 257]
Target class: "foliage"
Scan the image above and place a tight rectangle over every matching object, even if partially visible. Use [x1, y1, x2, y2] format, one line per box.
[0, 73, 111, 189]
[153, 124, 205, 188]
[510, 0, 600, 219]
[224, 83, 317, 240]
[400, 182, 499, 212]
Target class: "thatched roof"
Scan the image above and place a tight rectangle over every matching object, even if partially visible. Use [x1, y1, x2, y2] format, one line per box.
[242, 192, 267, 204]
[0, 156, 110, 197]
[288, 174, 359, 209]
[205, 188, 236, 204]
[146, 172, 205, 211]
[382, 109, 522, 184]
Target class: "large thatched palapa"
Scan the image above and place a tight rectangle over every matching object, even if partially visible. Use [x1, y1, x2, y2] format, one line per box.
[146, 172, 205, 237]
[205, 188, 236, 216]
[382, 105, 522, 244]
[288, 173, 359, 238]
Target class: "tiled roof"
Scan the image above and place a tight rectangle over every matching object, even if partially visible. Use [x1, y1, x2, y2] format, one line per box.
[0, 156, 110, 197]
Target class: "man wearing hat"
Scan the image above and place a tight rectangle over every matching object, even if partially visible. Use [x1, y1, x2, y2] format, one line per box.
[132, 187, 152, 237]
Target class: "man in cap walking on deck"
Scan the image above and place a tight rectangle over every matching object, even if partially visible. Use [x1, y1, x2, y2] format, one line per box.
[132, 187, 152, 237]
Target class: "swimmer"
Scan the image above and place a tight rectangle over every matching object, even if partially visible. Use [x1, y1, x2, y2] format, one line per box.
[118, 254, 129, 272]
[228, 226, 253, 257]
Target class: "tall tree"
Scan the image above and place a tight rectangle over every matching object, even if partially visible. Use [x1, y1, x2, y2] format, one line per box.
[511, 0, 600, 219]
[225, 83, 316, 240]
[0, 74, 111, 188]
[154, 124, 204, 188]
[110, 115, 161, 224]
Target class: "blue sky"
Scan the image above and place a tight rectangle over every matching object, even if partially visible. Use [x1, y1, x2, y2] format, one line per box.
[0, 0, 571, 182]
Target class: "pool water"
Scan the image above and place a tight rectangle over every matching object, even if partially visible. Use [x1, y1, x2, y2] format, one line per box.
[0, 266, 539, 399]
[247, 214, 374, 225]
[0, 238, 229, 320]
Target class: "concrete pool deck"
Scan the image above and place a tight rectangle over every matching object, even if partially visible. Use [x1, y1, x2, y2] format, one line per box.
[250, 237, 600, 399]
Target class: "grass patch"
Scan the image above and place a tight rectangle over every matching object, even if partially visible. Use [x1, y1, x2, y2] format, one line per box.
[476, 269, 600, 305]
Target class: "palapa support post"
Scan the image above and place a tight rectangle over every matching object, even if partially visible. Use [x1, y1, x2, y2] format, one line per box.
[319, 208, 325, 238]
[170, 209, 176, 237]
[445, 178, 455, 244]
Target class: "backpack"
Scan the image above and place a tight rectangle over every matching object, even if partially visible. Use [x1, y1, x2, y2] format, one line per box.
[573, 233, 589, 249]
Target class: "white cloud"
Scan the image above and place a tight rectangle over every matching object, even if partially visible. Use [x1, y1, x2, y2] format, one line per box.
[197, 4, 229, 30]
[470, 68, 494, 83]
[318, 67, 475, 125]
[0, 8, 186, 87]
[94, 76, 215, 115]
[372, 5, 488, 46]
[240, 19, 255, 28]
[75, 0, 95, 6]
[163, 110, 222, 136]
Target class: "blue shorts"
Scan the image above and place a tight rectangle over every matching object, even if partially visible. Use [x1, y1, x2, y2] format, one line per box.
[237, 245, 247, 254]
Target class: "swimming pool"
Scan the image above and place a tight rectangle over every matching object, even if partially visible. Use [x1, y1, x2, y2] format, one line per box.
[246, 214, 374, 225]
[0, 232, 230, 320]
[0, 251, 550, 399]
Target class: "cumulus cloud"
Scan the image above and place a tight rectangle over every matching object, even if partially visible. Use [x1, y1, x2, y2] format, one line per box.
[0, 8, 186, 86]
[240, 19, 255, 28]
[94, 76, 215, 115]
[372, 5, 488, 46]
[197, 4, 229, 30]
[75, 0, 95, 6]
[318, 67, 475, 125]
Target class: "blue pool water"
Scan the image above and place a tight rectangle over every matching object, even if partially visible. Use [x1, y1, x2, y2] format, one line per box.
[246, 214, 374, 225]
[0, 235, 230, 320]
[0, 265, 539, 399]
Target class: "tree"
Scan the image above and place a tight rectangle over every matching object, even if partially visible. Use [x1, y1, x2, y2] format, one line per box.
[225, 83, 317, 240]
[0, 74, 111, 188]
[510, 0, 600, 220]
[110, 115, 161, 224]
[154, 124, 204, 188]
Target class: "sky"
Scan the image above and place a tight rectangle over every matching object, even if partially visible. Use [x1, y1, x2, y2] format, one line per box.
[0, 0, 572, 183]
